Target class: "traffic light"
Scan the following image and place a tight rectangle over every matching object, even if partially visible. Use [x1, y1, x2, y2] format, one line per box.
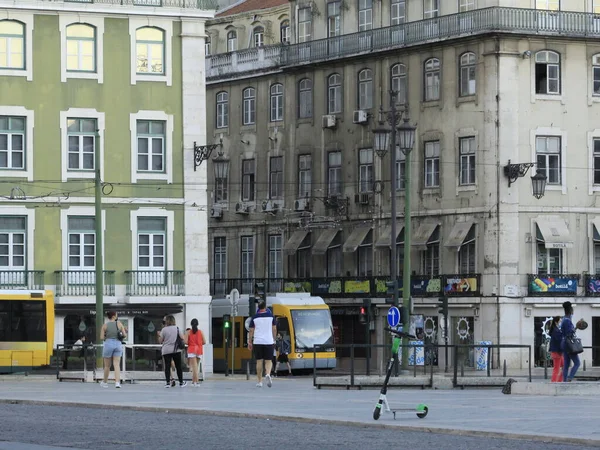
[385, 281, 396, 304]
[223, 314, 231, 329]
[359, 306, 368, 324]
[359, 299, 371, 324]
[438, 297, 448, 318]
[255, 282, 265, 300]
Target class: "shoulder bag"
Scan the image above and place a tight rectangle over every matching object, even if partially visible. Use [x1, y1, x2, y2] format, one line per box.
[175, 327, 186, 352]
[116, 321, 125, 342]
[564, 332, 583, 355]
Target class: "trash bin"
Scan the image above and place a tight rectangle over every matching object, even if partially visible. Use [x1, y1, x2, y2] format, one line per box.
[475, 341, 492, 371]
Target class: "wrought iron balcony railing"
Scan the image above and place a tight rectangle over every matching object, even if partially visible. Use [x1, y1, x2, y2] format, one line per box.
[125, 270, 185, 296]
[54, 270, 116, 297]
[207, 7, 600, 81]
[0, 270, 45, 290]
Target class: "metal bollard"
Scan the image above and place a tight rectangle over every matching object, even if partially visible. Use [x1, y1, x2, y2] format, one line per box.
[503, 359, 507, 377]
[246, 361, 250, 380]
[460, 362, 464, 377]
[583, 360, 587, 372]
[544, 357, 548, 380]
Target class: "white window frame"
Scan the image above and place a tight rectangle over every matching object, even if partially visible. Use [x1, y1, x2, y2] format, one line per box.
[424, 140, 440, 188]
[227, 30, 237, 52]
[280, 21, 290, 43]
[327, 2, 341, 37]
[396, 146, 406, 191]
[269, 156, 284, 199]
[537, 0, 560, 10]
[358, 0, 373, 32]
[327, 233, 342, 277]
[129, 18, 172, 86]
[205, 36, 211, 56]
[594, 0, 600, 13]
[328, 151, 342, 196]
[424, 57, 441, 101]
[136, 217, 166, 271]
[60, 206, 106, 272]
[214, 160, 229, 203]
[391, 63, 407, 105]
[358, 68, 373, 110]
[298, 78, 313, 119]
[359, 148, 374, 193]
[588, 129, 600, 194]
[270, 83, 284, 122]
[391, 0, 405, 25]
[216, 91, 229, 129]
[424, 0, 439, 18]
[60, 108, 105, 182]
[588, 219, 600, 275]
[591, 54, 600, 103]
[0, 206, 34, 272]
[328, 73, 342, 114]
[269, 234, 283, 279]
[213, 236, 227, 280]
[130, 208, 174, 273]
[253, 27, 264, 47]
[0, 217, 26, 271]
[298, 154, 312, 198]
[531, 127, 566, 194]
[129, 111, 173, 184]
[240, 235, 255, 279]
[357, 230, 373, 277]
[0, 106, 34, 181]
[457, 225, 476, 273]
[59, 15, 104, 83]
[459, 0, 476, 12]
[242, 159, 256, 202]
[459, 136, 476, 186]
[422, 226, 440, 276]
[0, 13, 33, 80]
[298, 7, 312, 43]
[533, 50, 561, 97]
[459, 52, 476, 97]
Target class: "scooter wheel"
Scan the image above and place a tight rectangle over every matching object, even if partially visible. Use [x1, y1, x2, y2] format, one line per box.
[373, 408, 381, 421]
[416, 405, 428, 419]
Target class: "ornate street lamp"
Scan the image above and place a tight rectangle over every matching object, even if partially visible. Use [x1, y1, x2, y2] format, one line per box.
[397, 117, 416, 155]
[194, 138, 223, 171]
[372, 121, 391, 159]
[531, 170, 547, 200]
[503, 160, 547, 199]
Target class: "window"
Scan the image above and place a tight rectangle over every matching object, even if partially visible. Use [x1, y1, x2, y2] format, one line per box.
[358, 230, 373, 276]
[0, 217, 25, 270]
[227, 31, 237, 52]
[424, 0, 439, 18]
[391, 64, 407, 105]
[137, 120, 165, 173]
[0, 300, 46, 342]
[135, 27, 165, 75]
[459, 52, 476, 96]
[459, 0, 475, 12]
[537, 0, 560, 10]
[536, 136, 561, 185]
[242, 159, 255, 201]
[458, 225, 476, 273]
[358, 0, 373, 31]
[594, 139, 600, 185]
[216, 91, 229, 128]
[214, 161, 229, 202]
[359, 148, 374, 193]
[0, 20, 24, 70]
[424, 141, 440, 188]
[358, 68, 373, 109]
[424, 58, 441, 101]
[328, 2, 341, 37]
[280, 20, 290, 43]
[327, 233, 342, 277]
[137, 217, 166, 270]
[328, 151, 342, 196]
[396, 146, 406, 190]
[297, 234, 311, 278]
[328, 73, 342, 114]
[298, 8, 312, 42]
[298, 78, 313, 118]
[270, 84, 284, 122]
[395, 229, 405, 276]
[595, 0, 600, 13]
[205, 36, 211, 56]
[67, 118, 96, 171]
[592, 54, 600, 96]
[242, 87, 256, 125]
[422, 226, 440, 276]
[68, 216, 95, 271]
[240, 236, 254, 279]
[269, 156, 283, 199]
[594, 227, 600, 274]
[269, 234, 283, 279]
[298, 155, 312, 198]
[535, 50, 560, 95]
[459, 136, 476, 185]
[213, 237, 227, 281]
[536, 226, 561, 275]
[0, 116, 25, 169]
[66, 24, 95, 72]
[253, 27, 264, 47]
[391, 0, 405, 25]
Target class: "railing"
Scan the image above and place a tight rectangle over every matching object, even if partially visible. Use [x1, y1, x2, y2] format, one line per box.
[0, 270, 45, 290]
[211, 278, 309, 296]
[206, 45, 282, 80]
[541, 345, 600, 379]
[208, 7, 600, 80]
[58, 0, 218, 10]
[125, 270, 185, 296]
[54, 270, 116, 296]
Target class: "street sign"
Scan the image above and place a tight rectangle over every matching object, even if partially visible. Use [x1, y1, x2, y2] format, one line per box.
[387, 306, 401, 328]
[230, 288, 240, 306]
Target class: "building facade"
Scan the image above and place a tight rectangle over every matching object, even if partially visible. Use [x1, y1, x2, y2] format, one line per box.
[0, 0, 216, 370]
[206, 0, 600, 370]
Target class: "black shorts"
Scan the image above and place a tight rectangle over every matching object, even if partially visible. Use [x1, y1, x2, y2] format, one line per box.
[254, 344, 274, 361]
[277, 353, 289, 363]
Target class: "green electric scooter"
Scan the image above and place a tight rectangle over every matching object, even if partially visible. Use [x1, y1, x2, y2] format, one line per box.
[372, 327, 429, 421]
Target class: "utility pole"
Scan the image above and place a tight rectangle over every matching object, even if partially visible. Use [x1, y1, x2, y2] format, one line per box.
[94, 130, 104, 362]
[401, 129, 412, 371]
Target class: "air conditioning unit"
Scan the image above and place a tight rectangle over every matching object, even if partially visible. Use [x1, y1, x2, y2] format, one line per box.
[235, 202, 249, 214]
[353, 110, 368, 124]
[262, 200, 277, 213]
[210, 205, 223, 219]
[354, 193, 371, 205]
[322, 114, 336, 129]
[294, 198, 310, 211]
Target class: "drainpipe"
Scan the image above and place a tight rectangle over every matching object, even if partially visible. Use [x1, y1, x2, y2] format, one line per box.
[495, 37, 502, 369]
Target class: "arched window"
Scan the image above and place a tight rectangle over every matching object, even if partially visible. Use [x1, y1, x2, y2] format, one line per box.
[459, 52, 476, 97]
[592, 54, 600, 96]
[391, 64, 407, 104]
[242, 87, 256, 125]
[135, 27, 165, 74]
[205, 36, 211, 56]
[280, 20, 290, 43]
[298, 79, 313, 118]
[0, 20, 25, 69]
[270, 84, 284, 122]
[424, 57, 440, 101]
[253, 26, 264, 47]
[227, 30, 237, 52]
[358, 69, 373, 109]
[328, 73, 342, 114]
[66, 24, 96, 72]
[535, 50, 560, 95]
[216, 91, 229, 128]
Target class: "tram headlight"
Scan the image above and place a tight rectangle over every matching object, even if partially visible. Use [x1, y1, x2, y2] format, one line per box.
[296, 353, 304, 359]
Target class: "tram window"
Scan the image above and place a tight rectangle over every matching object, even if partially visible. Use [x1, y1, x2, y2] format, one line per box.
[0, 301, 8, 341]
[276, 316, 291, 342]
[9, 301, 46, 342]
[212, 317, 224, 347]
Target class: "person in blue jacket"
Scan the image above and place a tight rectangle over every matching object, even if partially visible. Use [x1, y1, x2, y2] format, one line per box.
[547, 316, 563, 382]
[561, 301, 580, 382]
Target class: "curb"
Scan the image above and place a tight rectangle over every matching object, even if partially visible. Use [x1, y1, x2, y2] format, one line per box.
[1, 398, 599, 447]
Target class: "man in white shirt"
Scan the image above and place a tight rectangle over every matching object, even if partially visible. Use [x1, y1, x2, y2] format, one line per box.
[248, 301, 277, 388]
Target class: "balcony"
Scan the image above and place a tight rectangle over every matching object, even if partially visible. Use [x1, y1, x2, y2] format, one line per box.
[0, 270, 45, 290]
[207, 7, 600, 82]
[528, 274, 580, 296]
[125, 270, 185, 296]
[46, 0, 218, 10]
[210, 278, 310, 296]
[54, 270, 116, 297]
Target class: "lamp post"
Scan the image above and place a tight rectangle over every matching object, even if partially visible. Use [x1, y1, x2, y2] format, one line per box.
[503, 160, 547, 199]
[372, 92, 417, 371]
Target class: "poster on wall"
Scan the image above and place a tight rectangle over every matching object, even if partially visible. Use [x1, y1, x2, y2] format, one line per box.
[444, 277, 479, 295]
[529, 276, 578, 295]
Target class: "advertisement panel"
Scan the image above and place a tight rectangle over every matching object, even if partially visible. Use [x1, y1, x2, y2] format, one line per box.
[528, 276, 578, 295]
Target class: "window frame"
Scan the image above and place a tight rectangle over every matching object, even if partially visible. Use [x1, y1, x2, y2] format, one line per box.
[424, 57, 441, 101]
[391, 0, 406, 25]
[280, 20, 290, 43]
[424, 140, 440, 188]
[214, 160, 229, 203]
[328, 73, 342, 114]
[253, 26, 264, 48]
[242, 87, 256, 126]
[269, 156, 284, 199]
[327, 233, 343, 277]
[298, 154, 312, 198]
[216, 91, 229, 129]
[137, 217, 166, 271]
[298, 78, 313, 119]
[66, 118, 97, 172]
[328, 2, 341, 37]
[459, 0, 476, 12]
[459, 136, 476, 186]
[396, 146, 406, 190]
[592, 54, 600, 97]
[269, 234, 283, 279]
[136, 120, 166, 174]
[242, 159, 256, 202]
[459, 52, 476, 97]
[357, 230, 373, 277]
[240, 235, 255, 280]
[359, 148, 374, 193]
[296, 234, 312, 278]
[534, 50, 561, 95]
[536, 0, 560, 10]
[205, 36, 211, 56]
[298, 7, 312, 43]
[227, 30, 237, 52]
[129, 18, 172, 86]
[424, 0, 439, 18]
[129, 111, 173, 183]
[67, 216, 96, 271]
[213, 236, 227, 280]
[458, 225, 476, 273]
[536, 135, 562, 185]
[391, 63, 407, 105]
[135, 27, 165, 76]
[129, 209, 174, 273]
[422, 226, 440, 276]
[65, 23, 97, 74]
[358, 68, 373, 110]
[270, 83, 284, 122]
[358, 0, 373, 31]
[328, 151, 342, 196]
[593, 138, 600, 186]
[0, 216, 26, 270]
[0, 16, 33, 80]
[0, 116, 25, 171]
[0, 20, 25, 70]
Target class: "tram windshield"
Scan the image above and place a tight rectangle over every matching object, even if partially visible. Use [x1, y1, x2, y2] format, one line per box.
[290, 309, 334, 351]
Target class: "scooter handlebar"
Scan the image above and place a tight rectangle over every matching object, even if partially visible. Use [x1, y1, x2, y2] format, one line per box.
[384, 327, 416, 339]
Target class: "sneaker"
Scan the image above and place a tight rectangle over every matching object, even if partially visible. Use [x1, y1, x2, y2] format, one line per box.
[256, 382, 263, 387]
[171, 379, 176, 387]
[100, 382, 108, 388]
[266, 374, 272, 388]
[115, 382, 121, 389]
[164, 383, 171, 388]
[179, 381, 187, 388]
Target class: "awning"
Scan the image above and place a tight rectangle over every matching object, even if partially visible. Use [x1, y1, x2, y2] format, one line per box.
[444, 220, 475, 249]
[375, 225, 405, 248]
[342, 227, 372, 253]
[593, 218, 600, 241]
[283, 230, 310, 255]
[412, 222, 439, 251]
[536, 216, 573, 249]
[311, 229, 339, 255]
